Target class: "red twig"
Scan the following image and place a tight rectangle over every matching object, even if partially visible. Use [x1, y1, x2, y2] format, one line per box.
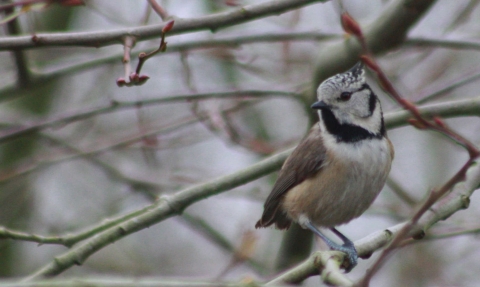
[339, 12, 480, 287]
[117, 20, 174, 87]
[136, 20, 174, 74]
[146, 0, 169, 21]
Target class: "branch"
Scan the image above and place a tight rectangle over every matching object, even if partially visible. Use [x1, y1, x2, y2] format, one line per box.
[0, 0, 327, 50]
[24, 149, 290, 280]
[266, 251, 353, 286]
[0, 101, 257, 186]
[415, 68, 480, 104]
[401, 226, 480, 246]
[0, 90, 298, 145]
[0, 204, 150, 248]
[117, 19, 175, 87]
[3, 1, 31, 87]
[4, 32, 480, 101]
[1, 89, 479, 151]
[179, 212, 266, 274]
[385, 177, 418, 207]
[0, 277, 267, 287]
[384, 97, 480, 129]
[405, 37, 480, 51]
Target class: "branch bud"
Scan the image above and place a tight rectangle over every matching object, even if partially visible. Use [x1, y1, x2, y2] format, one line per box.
[162, 20, 175, 33]
[137, 74, 150, 85]
[129, 72, 139, 83]
[116, 77, 127, 87]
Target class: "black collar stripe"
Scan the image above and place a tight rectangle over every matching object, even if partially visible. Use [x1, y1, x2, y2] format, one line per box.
[321, 108, 383, 143]
[368, 92, 376, 116]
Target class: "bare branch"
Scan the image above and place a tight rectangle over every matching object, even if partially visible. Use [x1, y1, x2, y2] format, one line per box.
[0, 102, 252, 184]
[0, 0, 328, 50]
[401, 226, 480, 245]
[3, 277, 264, 287]
[266, 251, 353, 286]
[415, 68, 480, 104]
[405, 37, 480, 51]
[0, 90, 298, 145]
[3, 2, 31, 87]
[24, 148, 290, 279]
[385, 177, 418, 207]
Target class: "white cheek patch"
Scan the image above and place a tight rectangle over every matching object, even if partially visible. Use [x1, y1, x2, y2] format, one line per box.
[332, 110, 355, 126]
[350, 90, 371, 118]
[355, 106, 382, 135]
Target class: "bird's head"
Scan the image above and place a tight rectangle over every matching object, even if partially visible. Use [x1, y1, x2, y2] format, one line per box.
[312, 62, 384, 137]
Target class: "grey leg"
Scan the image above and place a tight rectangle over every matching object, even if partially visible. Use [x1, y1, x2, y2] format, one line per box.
[330, 227, 358, 271]
[304, 221, 358, 272]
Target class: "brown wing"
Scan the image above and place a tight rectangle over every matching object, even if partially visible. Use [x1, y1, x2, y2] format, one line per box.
[255, 124, 326, 229]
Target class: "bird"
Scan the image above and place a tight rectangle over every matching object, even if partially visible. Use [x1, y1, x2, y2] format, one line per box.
[255, 62, 394, 272]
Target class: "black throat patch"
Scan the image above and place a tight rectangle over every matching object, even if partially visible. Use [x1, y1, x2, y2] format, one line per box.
[320, 108, 384, 143]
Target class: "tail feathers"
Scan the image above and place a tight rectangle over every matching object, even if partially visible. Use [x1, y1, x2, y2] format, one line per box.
[274, 215, 291, 230]
[255, 205, 291, 230]
[254, 219, 266, 229]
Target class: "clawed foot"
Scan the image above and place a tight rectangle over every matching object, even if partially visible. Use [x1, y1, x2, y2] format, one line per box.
[330, 228, 358, 272]
[338, 243, 358, 273]
[305, 223, 359, 272]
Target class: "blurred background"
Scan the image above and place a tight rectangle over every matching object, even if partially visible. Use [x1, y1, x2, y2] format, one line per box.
[1, 0, 480, 286]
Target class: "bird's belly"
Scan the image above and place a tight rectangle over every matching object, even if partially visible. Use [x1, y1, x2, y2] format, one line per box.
[283, 138, 392, 227]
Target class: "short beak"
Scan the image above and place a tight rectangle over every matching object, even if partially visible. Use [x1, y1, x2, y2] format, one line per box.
[311, 101, 329, 110]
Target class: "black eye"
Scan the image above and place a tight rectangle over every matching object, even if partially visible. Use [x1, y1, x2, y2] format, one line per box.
[340, 92, 352, 101]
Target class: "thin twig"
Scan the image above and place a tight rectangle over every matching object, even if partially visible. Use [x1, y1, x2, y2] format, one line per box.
[122, 36, 135, 77]
[385, 177, 418, 207]
[400, 226, 480, 246]
[0, 90, 298, 145]
[0, 101, 256, 184]
[415, 68, 480, 104]
[146, 0, 169, 21]
[3, 1, 31, 87]
[0, 104, 258, 249]
[124, 19, 174, 85]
